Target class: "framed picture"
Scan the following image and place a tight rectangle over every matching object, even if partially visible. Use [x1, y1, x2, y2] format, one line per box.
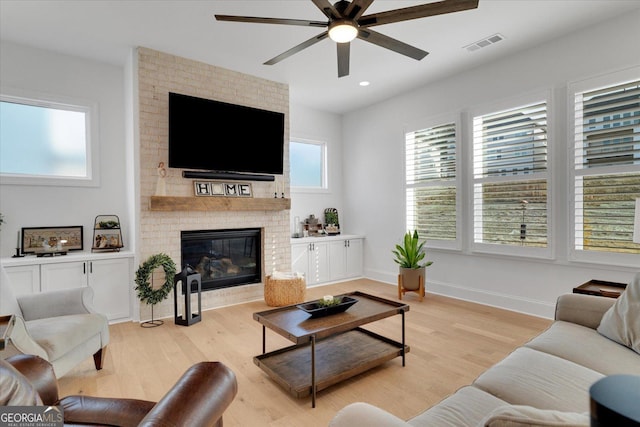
[22, 226, 83, 254]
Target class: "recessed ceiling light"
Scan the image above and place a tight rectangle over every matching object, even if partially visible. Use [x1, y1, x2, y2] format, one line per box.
[359, 81, 370, 87]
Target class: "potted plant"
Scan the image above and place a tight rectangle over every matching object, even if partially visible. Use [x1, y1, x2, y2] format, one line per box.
[392, 230, 433, 298]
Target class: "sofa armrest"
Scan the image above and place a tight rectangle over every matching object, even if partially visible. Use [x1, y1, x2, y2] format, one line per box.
[17, 287, 96, 321]
[555, 293, 615, 329]
[329, 402, 411, 427]
[6, 354, 59, 405]
[60, 396, 156, 427]
[140, 361, 237, 427]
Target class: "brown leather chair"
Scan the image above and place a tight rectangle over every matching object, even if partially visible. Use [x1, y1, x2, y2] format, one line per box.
[1, 354, 237, 427]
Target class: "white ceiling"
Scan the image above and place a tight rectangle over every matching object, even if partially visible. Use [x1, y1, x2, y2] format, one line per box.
[1, 0, 639, 113]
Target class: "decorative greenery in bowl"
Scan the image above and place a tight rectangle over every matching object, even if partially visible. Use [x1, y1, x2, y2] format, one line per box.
[317, 295, 341, 307]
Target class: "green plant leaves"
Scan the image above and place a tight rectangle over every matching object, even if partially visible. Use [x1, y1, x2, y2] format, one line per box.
[392, 230, 433, 269]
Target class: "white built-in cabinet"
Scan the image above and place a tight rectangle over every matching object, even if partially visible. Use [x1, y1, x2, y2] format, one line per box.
[291, 235, 363, 286]
[328, 238, 363, 281]
[2, 252, 133, 322]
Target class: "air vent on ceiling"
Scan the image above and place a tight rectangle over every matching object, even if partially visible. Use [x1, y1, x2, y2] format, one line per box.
[464, 34, 504, 52]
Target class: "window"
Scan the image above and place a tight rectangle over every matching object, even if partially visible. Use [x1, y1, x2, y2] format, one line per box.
[0, 90, 98, 186]
[405, 117, 459, 249]
[290, 139, 326, 189]
[572, 77, 640, 257]
[472, 99, 549, 254]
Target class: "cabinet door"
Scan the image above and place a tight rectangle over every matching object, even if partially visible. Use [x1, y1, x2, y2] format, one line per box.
[88, 258, 131, 321]
[308, 242, 329, 284]
[4, 265, 40, 296]
[41, 261, 87, 291]
[291, 243, 310, 279]
[328, 240, 347, 281]
[345, 239, 363, 278]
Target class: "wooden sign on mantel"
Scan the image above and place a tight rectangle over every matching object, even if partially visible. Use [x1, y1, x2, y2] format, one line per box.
[194, 181, 252, 198]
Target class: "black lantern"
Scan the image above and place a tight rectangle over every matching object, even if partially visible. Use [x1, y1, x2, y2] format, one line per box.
[173, 265, 201, 326]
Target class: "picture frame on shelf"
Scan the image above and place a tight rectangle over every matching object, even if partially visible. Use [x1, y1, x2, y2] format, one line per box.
[21, 226, 83, 255]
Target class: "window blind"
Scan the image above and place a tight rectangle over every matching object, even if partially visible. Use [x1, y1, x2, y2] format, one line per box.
[574, 79, 640, 254]
[405, 122, 457, 242]
[474, 102, 547, 178]
[473, 101, 548, 247]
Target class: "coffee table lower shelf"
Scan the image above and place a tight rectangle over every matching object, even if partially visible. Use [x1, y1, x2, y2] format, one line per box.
[254, 328, 409, 399]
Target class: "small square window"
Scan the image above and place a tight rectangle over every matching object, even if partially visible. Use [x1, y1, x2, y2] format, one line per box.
[290, 139, 326, 189]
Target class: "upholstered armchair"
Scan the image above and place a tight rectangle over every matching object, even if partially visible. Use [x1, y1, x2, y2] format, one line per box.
[0, 266, 109, 377]
[1, 354, 238, 427]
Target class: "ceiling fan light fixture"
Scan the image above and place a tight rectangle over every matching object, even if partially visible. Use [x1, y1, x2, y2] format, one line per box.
[329, 21, 358, 43]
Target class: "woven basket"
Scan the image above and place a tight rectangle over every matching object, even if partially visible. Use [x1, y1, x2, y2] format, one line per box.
[264, 275, 306, 307]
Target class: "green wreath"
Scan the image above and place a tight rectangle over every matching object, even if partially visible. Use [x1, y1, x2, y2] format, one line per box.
[135, 253, 176, 306]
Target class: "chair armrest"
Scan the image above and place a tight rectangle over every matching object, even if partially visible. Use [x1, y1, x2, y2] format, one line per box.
[329, 402, 411, 427]
[6, 354, 59, 405]
[555, 293, 616, 329]
[17, 287, 96, 320]
[59, 396, 156, 427]
[139, 361, 238, 427]
[4, 315, 48, 360]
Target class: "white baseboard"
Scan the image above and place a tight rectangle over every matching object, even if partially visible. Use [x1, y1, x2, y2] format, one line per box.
[365, 268, 554, 319]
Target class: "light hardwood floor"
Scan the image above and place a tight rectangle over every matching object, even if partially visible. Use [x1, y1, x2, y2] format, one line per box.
[58, 279, 551, 426]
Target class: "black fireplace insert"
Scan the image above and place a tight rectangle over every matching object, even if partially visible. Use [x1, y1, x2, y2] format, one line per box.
[181, 228, 261, 291]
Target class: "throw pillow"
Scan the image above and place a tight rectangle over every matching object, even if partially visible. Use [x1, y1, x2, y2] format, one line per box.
[480, 405, 589, 427]
[597, 272, 640, 354]
[0, 359, 43, 406]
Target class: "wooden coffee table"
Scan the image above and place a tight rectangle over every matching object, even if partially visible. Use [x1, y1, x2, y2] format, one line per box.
[253, 291, 409, 407]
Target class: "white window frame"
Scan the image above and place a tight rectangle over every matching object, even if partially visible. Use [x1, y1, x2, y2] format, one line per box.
[568, 66, 640, 267]
[403, 113, 462, 251]
[289, 137, 328, 193]
[468, 91, 554, 259]
[0, 87, 99, 187]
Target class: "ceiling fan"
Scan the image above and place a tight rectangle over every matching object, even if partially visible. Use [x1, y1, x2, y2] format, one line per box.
[215, 0, 479, 78]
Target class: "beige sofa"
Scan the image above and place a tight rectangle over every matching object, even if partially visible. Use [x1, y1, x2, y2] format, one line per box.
[330, 273, 640, 426]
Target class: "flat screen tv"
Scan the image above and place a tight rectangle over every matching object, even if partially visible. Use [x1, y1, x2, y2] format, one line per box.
[168, 92, 284, 175]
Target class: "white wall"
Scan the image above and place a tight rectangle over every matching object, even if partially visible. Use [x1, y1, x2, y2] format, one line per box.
[289, 103, 344, 236]
[0, 42, 128, 257]
[342, 11, 640, 318]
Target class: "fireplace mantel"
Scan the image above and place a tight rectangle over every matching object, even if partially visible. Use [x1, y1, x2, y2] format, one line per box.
[149, 196, 290, 212]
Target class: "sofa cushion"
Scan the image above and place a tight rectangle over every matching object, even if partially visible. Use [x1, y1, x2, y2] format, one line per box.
[525, 321, 640, 376]
[597, 273, 640, 354]
[480, 405, 589, 427]
[408, 386, 507, 427]
[26, 314, 106, 361]
[472, 347, 603, 413]
[329, 402, 411, 427]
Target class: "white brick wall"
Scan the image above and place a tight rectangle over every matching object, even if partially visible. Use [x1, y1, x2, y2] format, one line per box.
[137, 47, 290, 321]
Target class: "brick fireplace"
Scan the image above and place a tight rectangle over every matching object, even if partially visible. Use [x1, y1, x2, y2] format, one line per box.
[137, 47, 290, 322]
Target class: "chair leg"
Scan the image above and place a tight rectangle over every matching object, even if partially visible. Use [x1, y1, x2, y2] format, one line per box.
[93, 347, 106, 370]
[397, 274, 403, 300]
[419, 275, 424, 302]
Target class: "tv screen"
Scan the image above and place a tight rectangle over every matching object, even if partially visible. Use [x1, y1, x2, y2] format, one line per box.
[168, 92, 284, 175]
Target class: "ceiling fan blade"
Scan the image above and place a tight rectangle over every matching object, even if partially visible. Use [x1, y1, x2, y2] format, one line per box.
[264, 32, 329, 65]
[215, 15, 327, 28]
[358, 0, 479, 27]
[311, 0, 341, 19]
[344, 0, 374, 20]
[358, 28, 428, 60]
[337, 42, 350, 77]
